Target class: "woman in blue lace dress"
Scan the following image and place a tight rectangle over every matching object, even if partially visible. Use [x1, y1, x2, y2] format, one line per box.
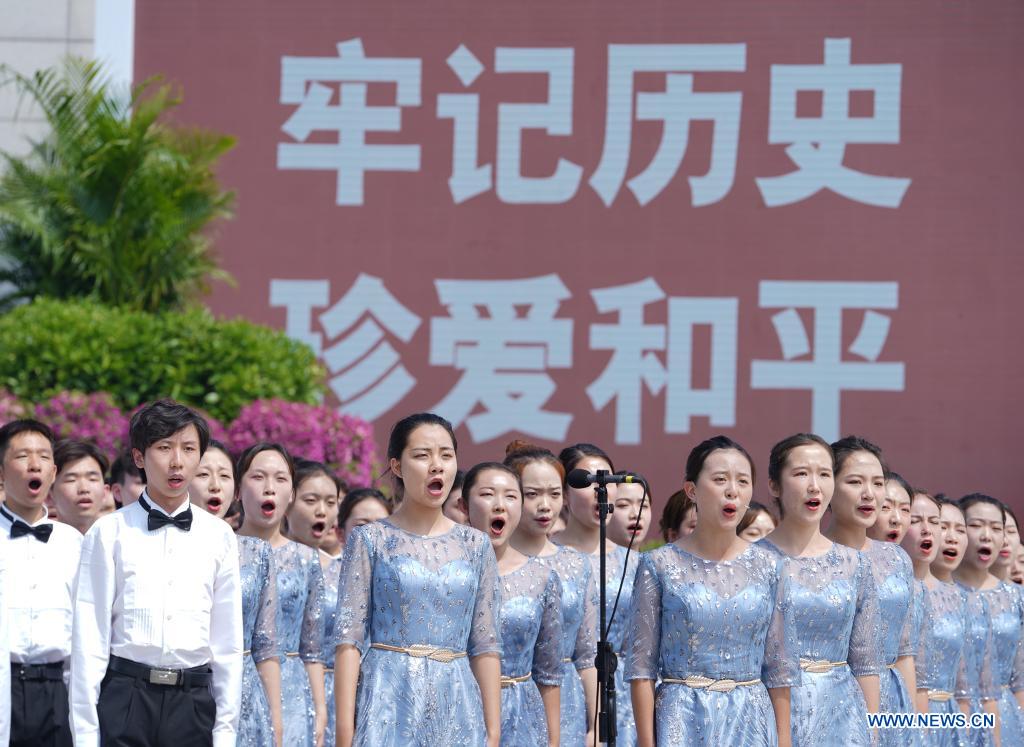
[628, 435, 798, 747]
[918, 498, 969, 746]
[760, 433, 881, 747]
[236, 535, 281, 746]
[333, 414, 501, 747]
[824, 437, 917, 746]
[236, 443, 326, 747]
[506, 443, 597, 746]
[954, 494, 1024, 747]
[462, 461, 563, 746]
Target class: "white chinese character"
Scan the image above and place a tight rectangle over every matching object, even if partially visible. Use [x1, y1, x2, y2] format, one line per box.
[755, 38, 911, 208]
[586, 279, 667, 445]
[495, 48, 582, 204]
[277, 39, 421, 206]
[590, 44, 746, 207]
[437, 44, 492, 204]
[430, 275, 573, 442]
[750, 280, 905, 441]
[270, 274, 422, 421]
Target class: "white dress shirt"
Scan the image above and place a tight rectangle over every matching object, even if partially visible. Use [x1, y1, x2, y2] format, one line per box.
[0, 505, 81, 664]
[70, 493, 243, 747]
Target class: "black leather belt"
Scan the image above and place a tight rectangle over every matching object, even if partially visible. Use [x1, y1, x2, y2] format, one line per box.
[12, 660, 64, 681]
[108, 655, 213, 687]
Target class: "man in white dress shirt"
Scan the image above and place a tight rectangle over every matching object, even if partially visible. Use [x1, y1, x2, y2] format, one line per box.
[70, 400, 243, 747]
[0, 419, 81, 746]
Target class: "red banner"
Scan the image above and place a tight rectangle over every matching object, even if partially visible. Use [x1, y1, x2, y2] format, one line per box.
[136, 0, 1024, 511]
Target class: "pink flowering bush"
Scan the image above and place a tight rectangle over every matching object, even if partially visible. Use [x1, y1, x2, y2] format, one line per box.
[0, 389, 30, 427]
[228, 399, 377, 487]
[33, 391, 128, 456]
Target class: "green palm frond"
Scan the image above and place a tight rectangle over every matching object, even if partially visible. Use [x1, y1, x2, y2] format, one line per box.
[0, 56, 235, 312]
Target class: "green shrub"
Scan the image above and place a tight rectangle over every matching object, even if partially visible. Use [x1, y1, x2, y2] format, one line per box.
[0, 298, 326, 422]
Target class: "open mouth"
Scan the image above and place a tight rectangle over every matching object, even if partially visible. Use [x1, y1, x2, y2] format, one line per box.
[805, 498, 821, 511]
[857, 505, 875, 517]
[27, 478, 43, 494]
[920, 539, 933, 554]
[942, 547, 959, 560]
[722, 504, 738, 519]
[205, 497, 223, 513]
[490, 517, 507, 537]
[427, 477, 445, 497]
[260, 500, 276, 517]
[627, 522, 643, 533]
[886, 530, 900, 542]
[311, 520, 326, 538]
[978, 547, 992, 560]
[167, 476, 185, 490]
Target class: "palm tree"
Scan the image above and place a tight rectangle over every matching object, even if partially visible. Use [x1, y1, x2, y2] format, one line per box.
[0, 57, 235, 312]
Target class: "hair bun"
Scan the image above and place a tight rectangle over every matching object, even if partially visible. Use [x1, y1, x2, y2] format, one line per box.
[505, 439, 538, 457]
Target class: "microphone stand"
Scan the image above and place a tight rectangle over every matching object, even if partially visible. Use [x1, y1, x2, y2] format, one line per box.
[595, 470, 617, 746]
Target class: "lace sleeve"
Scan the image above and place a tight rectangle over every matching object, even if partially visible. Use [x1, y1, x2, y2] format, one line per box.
[896, 554, 917, 658]
[533, 570, 564, 687]
[625, 553, 661, 681]
[573, 557, 598, 671]
[955, 592, 979, 700]
[251, 542, 279, 664]
[299, 551, 326, 663]
[762, 555, 799, 688]
[848, 554, 883, 677]
[467, 536, 501, 657]
[979, 594, 997, 700]
[1011, 589, 1024, 692]
[334, 526, 373, 652]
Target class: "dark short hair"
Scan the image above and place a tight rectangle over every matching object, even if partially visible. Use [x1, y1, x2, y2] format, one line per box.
[129, 400, 210, 457]
[294, 458, 336, 492]
[1002, 502, 1019, 532]
[685, 435, 755, 485]
[911, 489, 941, 511]
[737, 501, 774, 536]
[659, 489, 693, 543]
[559, 443, 615, 484]
[386, 413, 457, 497]
[504, 440, 565, 482]
[885, 471, 914, 503]
[54, 439, 110, 476]
[768, 433, 833, 486]
[0, 419, 55, 462]
[959, 493, 1006, 523]
[461, 462, 521, 504]
[235, 443, 295, 490]
[338, 487, 392, 529]
[109, 450, 143, 486]
[831, 435, 888, 478]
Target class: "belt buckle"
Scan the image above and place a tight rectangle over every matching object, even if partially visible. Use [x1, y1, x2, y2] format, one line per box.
[149, 668, 180, 686]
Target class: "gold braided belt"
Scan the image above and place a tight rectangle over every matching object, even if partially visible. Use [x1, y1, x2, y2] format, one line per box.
[500, 673, 533, 688]
[661, 675, 761, 693]
[927, 690, 954, 702]
[369, 643, 467, 664]
[799, 659, 848, 674]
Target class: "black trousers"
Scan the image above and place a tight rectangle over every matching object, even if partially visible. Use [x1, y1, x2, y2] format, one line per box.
[10, 668, 73, 747]
[97, 667, 216, 747]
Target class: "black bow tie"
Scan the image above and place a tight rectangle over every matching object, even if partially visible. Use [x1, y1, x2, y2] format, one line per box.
[139, 496, 193, 532]
[10, 520, 53, 543]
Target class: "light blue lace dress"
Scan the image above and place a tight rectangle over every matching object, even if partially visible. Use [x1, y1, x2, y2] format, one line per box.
[274, 541, 325, 747]
[955, 583, 996, 747]
[498, 557, 563, 746]
[761, 540, 882, 747]
[333, 520, 501, 746]
[917, 580, 968, 747]
[863, 540, 920, 746]
[603, 545, 641, 747]
[237, 536, 278, 747]
[321, 554, 343, 747]
[987, 582, 1024, 746]
[536, 545, 598, 746]
[625, 543, 799, 746]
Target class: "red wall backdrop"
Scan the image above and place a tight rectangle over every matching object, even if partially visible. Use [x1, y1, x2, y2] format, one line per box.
[135, 0, 1024, 514]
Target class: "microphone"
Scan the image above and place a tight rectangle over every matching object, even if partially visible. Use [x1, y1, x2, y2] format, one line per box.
[566, 469, 643, 490]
